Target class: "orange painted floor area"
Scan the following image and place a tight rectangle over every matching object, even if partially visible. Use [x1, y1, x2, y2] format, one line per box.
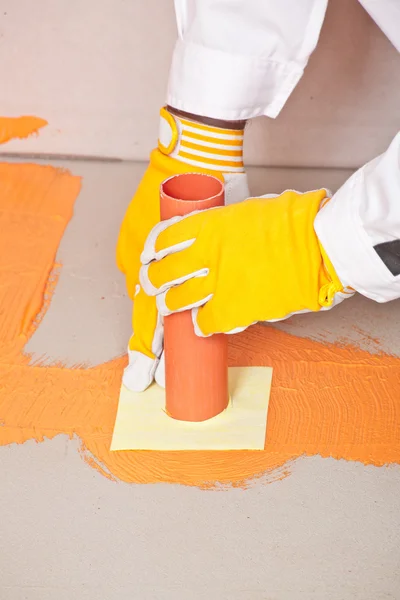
[0, 160, 399, 489]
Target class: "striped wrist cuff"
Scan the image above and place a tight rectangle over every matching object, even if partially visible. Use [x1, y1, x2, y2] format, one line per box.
[158, 107, 244, 173]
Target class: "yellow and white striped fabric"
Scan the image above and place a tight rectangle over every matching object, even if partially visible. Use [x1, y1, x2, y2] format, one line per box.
[158, 107, 244, 173]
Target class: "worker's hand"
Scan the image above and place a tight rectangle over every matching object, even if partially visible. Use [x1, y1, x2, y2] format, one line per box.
[117, 148, 205, 391]
[140, 190, 353, 337]
[116, 108, 249, 391]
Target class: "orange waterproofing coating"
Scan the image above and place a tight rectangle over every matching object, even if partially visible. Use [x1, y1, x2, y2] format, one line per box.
[0, 116, 48, 145]
[160, 173, 229, 422]
[1, 159, 400, 489]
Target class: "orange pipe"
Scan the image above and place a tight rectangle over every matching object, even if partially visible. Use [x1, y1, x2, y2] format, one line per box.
[160, 173, 229, 422]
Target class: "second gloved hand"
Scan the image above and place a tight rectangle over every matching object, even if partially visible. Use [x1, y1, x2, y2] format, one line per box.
[117, 107, 249, 390]
[140, 189, 353, 336]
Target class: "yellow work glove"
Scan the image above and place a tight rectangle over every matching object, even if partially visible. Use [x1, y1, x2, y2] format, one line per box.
[140, 189, 353, 337]
[116, 107, 248, 390]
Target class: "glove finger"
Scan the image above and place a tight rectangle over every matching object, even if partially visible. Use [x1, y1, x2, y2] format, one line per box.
[122, 286, 163, 392]
[140, 244, 206, 295]
[154, 350, 165, 388]
[123, 349, 160, 392]
[156, 276, 213, 316]
[141, 210, 209, 264]
[131, 285, 163, 357]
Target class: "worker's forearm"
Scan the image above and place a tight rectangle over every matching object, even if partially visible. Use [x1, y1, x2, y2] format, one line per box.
[315, 132, 400, 303]
[168, 0, 329, 120]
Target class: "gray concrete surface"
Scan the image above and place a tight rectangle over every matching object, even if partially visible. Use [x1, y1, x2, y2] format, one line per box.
[2, 159, 400, 599]
[2, 436, 399, 600]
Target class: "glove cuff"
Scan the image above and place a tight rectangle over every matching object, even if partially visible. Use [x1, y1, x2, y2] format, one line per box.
[316, 197, 355, 307]
[318, 242, 345, 306]
[158, 107, 244, 173]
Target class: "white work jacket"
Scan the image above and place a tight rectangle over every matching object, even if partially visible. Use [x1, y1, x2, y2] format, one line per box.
[167, 0, 400, 303]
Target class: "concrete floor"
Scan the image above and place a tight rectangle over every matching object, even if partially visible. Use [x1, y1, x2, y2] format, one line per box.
[1, 159, 400, 599]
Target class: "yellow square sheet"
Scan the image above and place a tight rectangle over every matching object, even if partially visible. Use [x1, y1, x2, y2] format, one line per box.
[111, 366, 272, 451]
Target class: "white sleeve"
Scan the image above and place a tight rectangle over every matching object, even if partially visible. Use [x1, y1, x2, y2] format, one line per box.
[358, 0, 400, 52]
[315, 132, 400, 303]
[167, 0, 329, 120]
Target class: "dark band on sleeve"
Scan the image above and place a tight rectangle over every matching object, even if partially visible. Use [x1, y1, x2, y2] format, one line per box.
[374, 239, 400, 276]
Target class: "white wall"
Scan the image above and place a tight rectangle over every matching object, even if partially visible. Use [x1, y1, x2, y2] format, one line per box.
[1, 0, 399, 168]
